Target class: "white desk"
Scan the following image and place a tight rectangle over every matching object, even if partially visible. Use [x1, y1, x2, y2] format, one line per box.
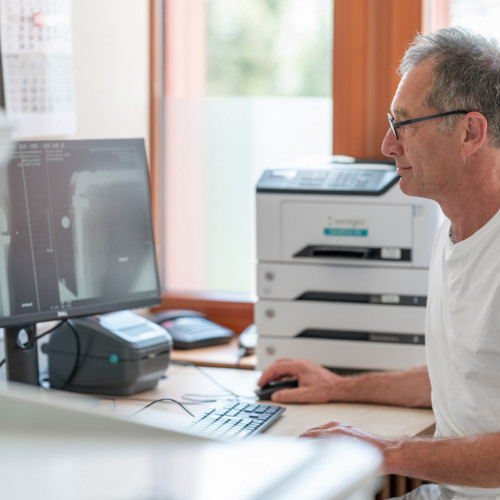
[89, 363, 435, 439]
[1, 374, 384, 500]
[0, 358, 435, 499]
[89, 363, 435, 499]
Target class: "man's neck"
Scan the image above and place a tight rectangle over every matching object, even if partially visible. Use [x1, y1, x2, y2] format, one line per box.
[441, 152, 500, 243]
[444, 188, 500, 244]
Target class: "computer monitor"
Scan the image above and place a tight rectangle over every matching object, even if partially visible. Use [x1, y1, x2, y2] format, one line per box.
[0, 138, 162, 385]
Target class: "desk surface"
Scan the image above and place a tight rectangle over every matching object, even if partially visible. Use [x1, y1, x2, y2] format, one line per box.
[170, 337, 257, 369]
[0, 371, 385, 500]
[101, 363, 435, 439]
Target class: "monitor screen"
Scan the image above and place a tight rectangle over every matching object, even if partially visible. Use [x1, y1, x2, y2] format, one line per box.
[0, 138, 161, 329]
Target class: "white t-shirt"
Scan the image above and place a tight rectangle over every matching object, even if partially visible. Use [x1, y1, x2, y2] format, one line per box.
[425, 209, 500, 498]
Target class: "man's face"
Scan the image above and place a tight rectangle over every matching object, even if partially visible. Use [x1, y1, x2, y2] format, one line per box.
[381, 63, 463, 203]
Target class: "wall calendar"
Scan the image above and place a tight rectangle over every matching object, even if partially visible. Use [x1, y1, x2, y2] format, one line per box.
[0, 0, 75, 138]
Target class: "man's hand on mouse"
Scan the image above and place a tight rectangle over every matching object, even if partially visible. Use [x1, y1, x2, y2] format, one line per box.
[257, 358, 347, 403]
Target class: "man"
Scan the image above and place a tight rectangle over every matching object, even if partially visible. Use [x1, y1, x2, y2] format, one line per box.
[258, 27, 500, 499]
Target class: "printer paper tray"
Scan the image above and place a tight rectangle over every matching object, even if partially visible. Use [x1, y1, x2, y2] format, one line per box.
[257, 263, 428, 301]
[255, 300, 426, 337]
[256, 336, 426, 371]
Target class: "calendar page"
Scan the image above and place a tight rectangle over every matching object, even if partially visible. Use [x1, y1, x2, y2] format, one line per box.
[0, 0, 76, 138]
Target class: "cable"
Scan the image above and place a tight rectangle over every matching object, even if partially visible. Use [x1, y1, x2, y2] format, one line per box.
[54, 319, 81, 391]
[129, 397, 195, 418]
[170, 360, 258, 405]
[0, 320, 67, 372]
[170, 360, 239, 398]
[35, 320, 66, 341]
[124, 361, 255, 423]
[178, 393, 236, 403]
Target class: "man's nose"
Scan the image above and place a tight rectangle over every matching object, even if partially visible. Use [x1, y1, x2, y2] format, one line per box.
[381, 128, 403, 158]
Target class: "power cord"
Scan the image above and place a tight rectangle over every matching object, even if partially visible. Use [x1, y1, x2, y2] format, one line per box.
[35, 320, 67, 342]
[128, 398, 195, 418]
[127, 361, 258, 419]
[0, 320, 82, 391]
[53, 320, 81, 390]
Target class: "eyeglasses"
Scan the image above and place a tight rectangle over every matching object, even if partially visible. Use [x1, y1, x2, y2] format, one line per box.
[387, 110, 469, 140]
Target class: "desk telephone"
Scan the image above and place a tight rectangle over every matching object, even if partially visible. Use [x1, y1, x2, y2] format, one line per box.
[151, 310, 234, 350]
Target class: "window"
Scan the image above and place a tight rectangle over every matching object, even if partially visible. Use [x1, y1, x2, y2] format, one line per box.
[162, 0, 333, 297]
[451, 0, 500, 36]
[150, 0, 429, 329]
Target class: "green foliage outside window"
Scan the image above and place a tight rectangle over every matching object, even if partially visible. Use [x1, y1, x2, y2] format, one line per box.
[205, 0, 332, 97]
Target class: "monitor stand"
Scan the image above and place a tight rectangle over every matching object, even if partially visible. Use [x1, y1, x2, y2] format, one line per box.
[4, 325, 39, 385]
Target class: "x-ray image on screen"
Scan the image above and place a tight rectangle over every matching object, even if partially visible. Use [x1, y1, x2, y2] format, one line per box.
[0, 139, 161, 327]
[69, 168, 157, 302]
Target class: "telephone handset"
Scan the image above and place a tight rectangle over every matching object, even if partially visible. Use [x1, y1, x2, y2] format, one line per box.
[150, 309, 234, 350]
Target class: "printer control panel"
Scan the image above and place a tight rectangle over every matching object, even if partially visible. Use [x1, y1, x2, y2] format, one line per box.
[257, 164, 399, 195]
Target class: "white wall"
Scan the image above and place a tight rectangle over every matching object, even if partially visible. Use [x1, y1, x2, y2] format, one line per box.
[69, 0, 150, 148]
[0, 0, 150, 345]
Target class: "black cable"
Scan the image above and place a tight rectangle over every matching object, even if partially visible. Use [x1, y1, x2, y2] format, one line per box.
[0, 320, 67, 372]
[129, 397, 195, 418]
[54, 319, 81, 391]
[35, 320, 66, 341]
[124, 396, 203, 406]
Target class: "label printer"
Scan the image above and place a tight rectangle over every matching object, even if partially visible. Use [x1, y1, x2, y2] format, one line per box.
[255, 157, 441, 372]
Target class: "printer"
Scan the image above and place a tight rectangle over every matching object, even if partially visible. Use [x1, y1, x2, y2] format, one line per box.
[44, 310, 173, 395]
[255, 157, 441, 372]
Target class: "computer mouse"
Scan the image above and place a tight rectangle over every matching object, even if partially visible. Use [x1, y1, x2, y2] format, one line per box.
[255, 378, 299, 400]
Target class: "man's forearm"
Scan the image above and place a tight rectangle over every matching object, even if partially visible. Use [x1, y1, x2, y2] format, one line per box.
[258, 359, 432, 406]
[385, 433, 500, 488]
[336, 365, 432, 408]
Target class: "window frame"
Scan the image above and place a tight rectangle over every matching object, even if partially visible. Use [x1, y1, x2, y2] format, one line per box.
[148, 0, 449, 332]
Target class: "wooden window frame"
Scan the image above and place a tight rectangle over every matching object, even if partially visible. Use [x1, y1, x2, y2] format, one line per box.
[148, 0, 449, 333]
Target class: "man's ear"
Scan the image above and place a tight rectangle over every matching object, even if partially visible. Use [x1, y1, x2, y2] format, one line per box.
[462, 112, 488, 157]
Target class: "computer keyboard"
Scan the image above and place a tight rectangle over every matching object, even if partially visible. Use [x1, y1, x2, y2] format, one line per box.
[186, 399, 285, 439]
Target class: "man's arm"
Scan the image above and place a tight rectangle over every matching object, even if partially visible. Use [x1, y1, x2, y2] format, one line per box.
[258, 358, 432, 408]
[301, 422, 500, 488]
[388, 433, 500, 488]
